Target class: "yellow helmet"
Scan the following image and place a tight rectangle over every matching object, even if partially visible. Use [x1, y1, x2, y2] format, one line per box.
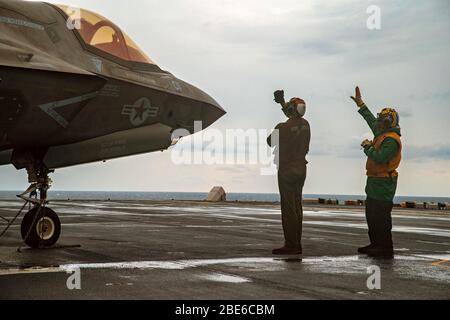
[378, 107, 400, 128]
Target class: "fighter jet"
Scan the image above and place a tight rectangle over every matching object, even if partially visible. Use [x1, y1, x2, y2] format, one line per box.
[0, 0, 226, 248]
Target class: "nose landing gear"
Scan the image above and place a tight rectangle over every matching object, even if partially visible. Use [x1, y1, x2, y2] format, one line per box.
[0, 161, 62, 249]
[17, 166, 61, 248]
[20, 206, 61, 248]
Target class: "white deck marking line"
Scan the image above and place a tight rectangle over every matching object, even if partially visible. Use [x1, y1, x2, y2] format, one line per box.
[1, 254, 446, 276]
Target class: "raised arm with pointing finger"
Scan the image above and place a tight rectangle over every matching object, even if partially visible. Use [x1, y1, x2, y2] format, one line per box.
[350, 86, 402, 258]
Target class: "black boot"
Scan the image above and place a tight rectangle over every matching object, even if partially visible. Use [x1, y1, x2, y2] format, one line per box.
[272, 246, 302, 255]
[366, 246, 394, 258]
[358, 244, 376, 254]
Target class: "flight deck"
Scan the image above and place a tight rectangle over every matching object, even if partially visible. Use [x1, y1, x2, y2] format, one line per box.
[0, 200, 449, 299]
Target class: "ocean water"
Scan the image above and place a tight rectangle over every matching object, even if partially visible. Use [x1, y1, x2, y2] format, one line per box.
[0, 191, 448, 204]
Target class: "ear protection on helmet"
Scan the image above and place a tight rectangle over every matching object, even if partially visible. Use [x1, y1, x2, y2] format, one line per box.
[282, 97, 306, 118]
[282, 104, 298, 118]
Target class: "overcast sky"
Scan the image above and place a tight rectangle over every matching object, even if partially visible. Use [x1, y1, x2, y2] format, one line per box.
[1, 0, 449, 196]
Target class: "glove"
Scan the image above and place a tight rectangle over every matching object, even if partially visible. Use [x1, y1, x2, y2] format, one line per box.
[350, 86, 365, 107]
[361, 139, 372, 149]
[274, 90, 285, 104]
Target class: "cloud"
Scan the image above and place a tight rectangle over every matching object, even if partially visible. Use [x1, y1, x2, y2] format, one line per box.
[309, 140, 450, 161]
[404, 145, 450, 161]
[399, 108, 413, 118]
[215, 165, 255, 174]
[407, 90, 450, 103]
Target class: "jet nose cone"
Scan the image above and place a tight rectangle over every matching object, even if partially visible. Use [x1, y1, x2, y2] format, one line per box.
[202, 101, 226, 129]
[185, 82, 226, 129]
[166, 78, 226, 132]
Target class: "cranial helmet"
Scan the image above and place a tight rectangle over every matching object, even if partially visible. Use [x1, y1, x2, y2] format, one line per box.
[377, 107, 400, 129]
[283, 97, 306, 118]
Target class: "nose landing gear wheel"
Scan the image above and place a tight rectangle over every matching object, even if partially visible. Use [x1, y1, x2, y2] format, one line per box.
[20, 207, 61, 248]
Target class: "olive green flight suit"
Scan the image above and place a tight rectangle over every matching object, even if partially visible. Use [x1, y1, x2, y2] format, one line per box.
[267, 116, 311, 249]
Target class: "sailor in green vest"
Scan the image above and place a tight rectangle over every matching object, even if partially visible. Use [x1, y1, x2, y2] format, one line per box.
[350, 86, 402, 258]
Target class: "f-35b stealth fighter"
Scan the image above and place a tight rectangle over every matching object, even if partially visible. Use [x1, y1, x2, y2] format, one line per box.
[0, 0, 225, 247]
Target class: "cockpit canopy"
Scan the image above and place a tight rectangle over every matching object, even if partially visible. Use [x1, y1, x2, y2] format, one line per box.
[56, 5, 154, 64]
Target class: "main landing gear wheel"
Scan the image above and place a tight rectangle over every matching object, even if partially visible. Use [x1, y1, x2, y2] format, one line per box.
[20, 207, 61, 248]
